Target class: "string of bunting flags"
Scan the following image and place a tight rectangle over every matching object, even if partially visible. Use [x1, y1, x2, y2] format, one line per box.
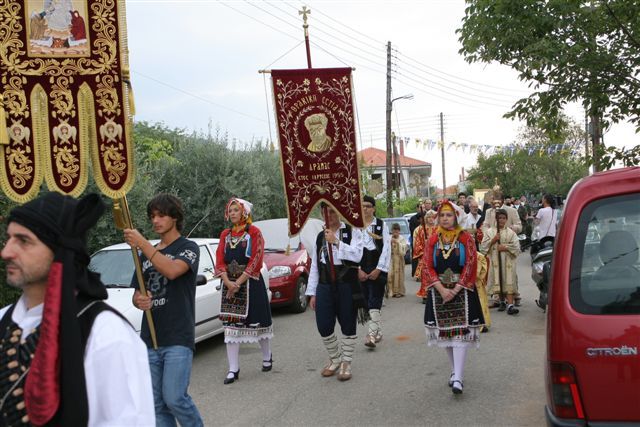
[393, 136, 583, 157]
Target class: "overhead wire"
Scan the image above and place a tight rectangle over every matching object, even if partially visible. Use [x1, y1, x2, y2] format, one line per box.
[132, 70, 267, 122]
[394, 61, 520, 103]
[393, 49, 531, 95]
[265, 0, 386, 61]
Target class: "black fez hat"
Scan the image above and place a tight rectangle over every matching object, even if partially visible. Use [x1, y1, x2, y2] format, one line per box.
[7, 192, 107, 425]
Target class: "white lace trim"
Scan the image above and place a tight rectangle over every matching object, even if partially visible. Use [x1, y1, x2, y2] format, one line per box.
[424, 325, 481, 349]
[224, 325, 273, 344]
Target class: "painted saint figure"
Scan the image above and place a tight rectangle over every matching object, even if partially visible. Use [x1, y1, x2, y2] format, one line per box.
[304, 113, 332, 152]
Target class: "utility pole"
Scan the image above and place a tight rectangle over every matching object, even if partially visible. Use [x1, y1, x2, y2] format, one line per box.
[392, 134, 401, 200]
[584, 111, 590, 167]
[440, 112, 446, 198]
[385, 41, 393, 215]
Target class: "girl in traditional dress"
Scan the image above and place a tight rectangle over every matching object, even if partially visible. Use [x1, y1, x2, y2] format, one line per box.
[215, 198, 273, 384]
[421, 200, 484, 394]
[387, 223, 408, 297]
[414, 210, 437, 300]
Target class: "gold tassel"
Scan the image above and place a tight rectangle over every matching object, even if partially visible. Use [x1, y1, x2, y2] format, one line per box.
[122, 66, 136, 116]
[285, 243, 291, 256]
[127, 82, 136, 116]
[0, 94, 9, 146]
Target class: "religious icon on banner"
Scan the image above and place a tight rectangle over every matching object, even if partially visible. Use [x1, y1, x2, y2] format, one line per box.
[271, 67, 365, 236]
[26, 0, 91, 57]
[0, 0, 134, 202]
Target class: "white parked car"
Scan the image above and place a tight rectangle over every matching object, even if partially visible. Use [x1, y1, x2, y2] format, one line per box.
[89, 238, 271, 343]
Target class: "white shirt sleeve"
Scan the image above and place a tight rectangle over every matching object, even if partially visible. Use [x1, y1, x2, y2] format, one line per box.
[337, 226, 364, 263]
[85, 311, 155, 427]
[306, 239, 320, 297]
[376, 221, 391, 272]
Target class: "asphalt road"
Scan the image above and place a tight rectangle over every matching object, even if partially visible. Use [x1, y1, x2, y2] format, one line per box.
[190, 252, 547, 426]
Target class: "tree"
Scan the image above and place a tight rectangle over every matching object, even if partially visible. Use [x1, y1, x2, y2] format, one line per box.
[466, 121, 589, 197]
[458, 1, 640, 167]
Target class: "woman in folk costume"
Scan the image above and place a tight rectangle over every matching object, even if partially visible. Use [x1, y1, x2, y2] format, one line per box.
[414, 210, 437, 300]
[215, 198, 273, 384]
[421, 200, 485, 395]
[387, 223, 408, 297]
[480, 208, 521, 315]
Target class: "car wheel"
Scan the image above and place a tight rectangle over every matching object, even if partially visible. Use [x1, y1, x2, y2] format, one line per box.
[290, 276, 308, 313]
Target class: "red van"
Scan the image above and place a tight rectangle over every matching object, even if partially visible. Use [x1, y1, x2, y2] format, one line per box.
[546, 166, 640, 426]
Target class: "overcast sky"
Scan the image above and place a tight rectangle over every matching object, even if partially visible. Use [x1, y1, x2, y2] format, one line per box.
[126, 0, 638, 188]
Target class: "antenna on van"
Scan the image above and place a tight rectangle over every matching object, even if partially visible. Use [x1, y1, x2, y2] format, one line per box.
[187, 209, 212, 238]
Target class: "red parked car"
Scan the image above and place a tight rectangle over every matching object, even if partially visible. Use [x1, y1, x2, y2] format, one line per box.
[546, 166, 640, 426]
[253, 218, 324, 313]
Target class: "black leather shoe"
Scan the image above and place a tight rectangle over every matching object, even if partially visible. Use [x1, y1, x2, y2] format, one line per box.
[498, 301, 507, 311]
[262, 355, 273, 372]
[224, 370, 239, 384]
[452, 380, 463, 394]
[507, 305, 520, 315]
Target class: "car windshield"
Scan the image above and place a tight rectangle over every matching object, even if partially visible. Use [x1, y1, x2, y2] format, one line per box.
[89, 249, 135, 287]
[383, 219, 410, 234]
[89, 244, 216, 287]
[569, 193, 640, 314]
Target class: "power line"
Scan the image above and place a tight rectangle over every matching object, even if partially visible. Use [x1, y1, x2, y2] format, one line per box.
[265, 0, 386, 61]
[393, 72, 513, 109]
[394, 61, 521, 103]
[132, 70, 267, 122]
[394, 50, 530, 95]
[291, 0, 387, 46]
[244, 1, 387, 70]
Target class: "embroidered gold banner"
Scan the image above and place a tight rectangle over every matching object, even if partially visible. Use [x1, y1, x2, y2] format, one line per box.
[0, 0, 134, 202]
[271, 68, 365, 235]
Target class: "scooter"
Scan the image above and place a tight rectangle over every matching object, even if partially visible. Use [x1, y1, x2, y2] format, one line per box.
[531, 239, 554, 311]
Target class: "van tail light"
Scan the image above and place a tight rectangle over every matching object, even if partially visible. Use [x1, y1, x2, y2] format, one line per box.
[549, 362, 585, 419]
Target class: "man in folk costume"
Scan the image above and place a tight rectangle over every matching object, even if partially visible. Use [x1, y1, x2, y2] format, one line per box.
[306, 203, 364, 381]
[357, 196, 390, 349]
[0, 192, 154, 426]
[480, 209, 521, 315]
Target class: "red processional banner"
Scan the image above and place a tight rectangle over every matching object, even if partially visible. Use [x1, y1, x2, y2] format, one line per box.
[271, 67, 364, 236]
[0, 0, 134, 202]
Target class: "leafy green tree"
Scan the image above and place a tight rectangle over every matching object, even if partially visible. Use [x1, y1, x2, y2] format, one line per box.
[458, 0, 640, 166]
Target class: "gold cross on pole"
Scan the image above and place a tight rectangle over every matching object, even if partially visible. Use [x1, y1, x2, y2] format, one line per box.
[299, 6, 311, 28]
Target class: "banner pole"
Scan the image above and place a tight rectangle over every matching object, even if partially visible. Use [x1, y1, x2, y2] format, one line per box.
[322, 205, 337, 283]
[299, 6, 312, 68]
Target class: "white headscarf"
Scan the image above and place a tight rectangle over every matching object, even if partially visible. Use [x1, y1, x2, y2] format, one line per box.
[225, 197, 253, 221]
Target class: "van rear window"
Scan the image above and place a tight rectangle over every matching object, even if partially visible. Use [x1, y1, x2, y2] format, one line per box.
[569, 193, 640, 314]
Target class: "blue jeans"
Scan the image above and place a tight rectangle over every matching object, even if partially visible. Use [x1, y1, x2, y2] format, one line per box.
[148, 346, 203, 427]
[315, 282, 357, 337]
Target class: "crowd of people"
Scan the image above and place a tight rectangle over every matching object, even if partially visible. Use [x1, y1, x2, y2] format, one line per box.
[0, 189, 560, 424]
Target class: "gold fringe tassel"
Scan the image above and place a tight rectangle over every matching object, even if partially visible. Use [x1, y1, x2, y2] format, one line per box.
[122, 66, 136, 116]
[0, 94, 9, 146]
[127, 82, 136, 116]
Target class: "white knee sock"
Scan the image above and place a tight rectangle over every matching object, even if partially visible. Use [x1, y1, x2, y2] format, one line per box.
[452, 347, 468, 383]
[259, 338, 272, 362]
[226, 343, 240, 378]
[445, 347, 454, 372]
[368, 309, 381, 336]
[322, 333, 342, 365]
[341, 335, 357, 362]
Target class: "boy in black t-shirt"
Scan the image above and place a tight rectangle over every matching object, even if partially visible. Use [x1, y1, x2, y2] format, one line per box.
[126, 193, 203, 427]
